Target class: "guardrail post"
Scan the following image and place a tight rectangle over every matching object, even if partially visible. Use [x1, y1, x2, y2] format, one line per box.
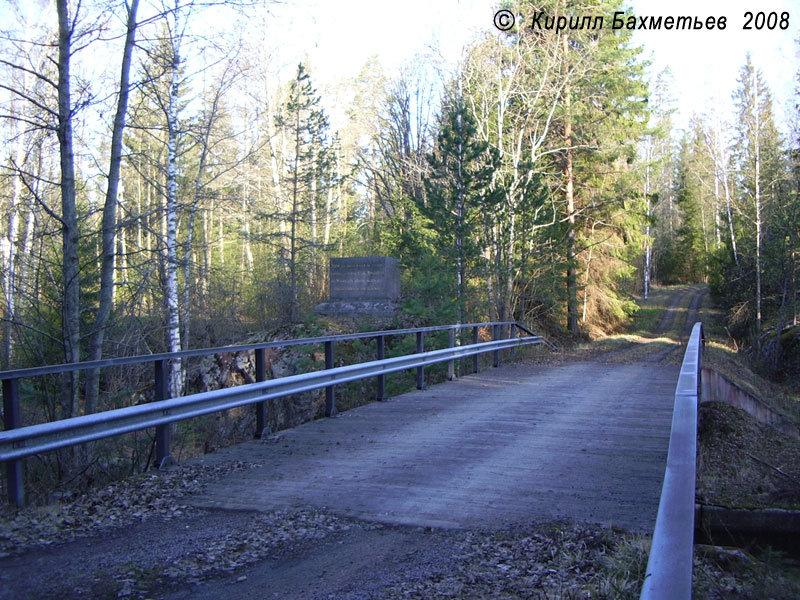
[3, 378, 24, 507]
[376, 335, 385, 401]
[154, 359, 174, 468]
[416, 332, 425, 389]
[325, 341, 337, 417]
[492, 324, 500, 368]
[472, 326, 479, 373]
[510, 323, 517, 359]
[447, 329, 455, 381]
[254, 348, 269, 438]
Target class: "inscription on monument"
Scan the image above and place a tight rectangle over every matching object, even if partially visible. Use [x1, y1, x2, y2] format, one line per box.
[315, 256, 401, 317]
[329, 257, 400, 301]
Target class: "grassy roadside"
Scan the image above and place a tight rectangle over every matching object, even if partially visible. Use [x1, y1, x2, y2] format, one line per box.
[693, 290, 800, 515]
[698, 296, 799, 422]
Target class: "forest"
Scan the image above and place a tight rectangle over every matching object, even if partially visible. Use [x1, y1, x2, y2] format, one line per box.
[0, 0, 798, 425]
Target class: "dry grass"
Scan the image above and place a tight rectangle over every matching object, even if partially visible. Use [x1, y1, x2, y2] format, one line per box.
[697, 401, 800, 509]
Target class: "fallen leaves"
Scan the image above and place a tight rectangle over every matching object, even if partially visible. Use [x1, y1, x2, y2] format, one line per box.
[382, 524, 645, 600]
[0, 460, 259, 556]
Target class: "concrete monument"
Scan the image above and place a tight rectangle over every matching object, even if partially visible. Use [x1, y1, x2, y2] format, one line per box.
[315, 257, 400, 317]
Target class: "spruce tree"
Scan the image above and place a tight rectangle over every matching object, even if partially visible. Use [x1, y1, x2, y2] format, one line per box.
[421, 93, 501, 323]
[673, 130, 707, 283]
[732, 56, 785, 334]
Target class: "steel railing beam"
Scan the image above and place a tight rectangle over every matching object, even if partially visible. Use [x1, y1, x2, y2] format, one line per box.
[640, 322, 703, 600]
[0, 322, 525, 382]
[0, 337, 546, 463]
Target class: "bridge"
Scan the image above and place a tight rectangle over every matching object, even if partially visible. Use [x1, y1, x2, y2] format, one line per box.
[189, 360, 679, 531]
[0, 296, 705, 599]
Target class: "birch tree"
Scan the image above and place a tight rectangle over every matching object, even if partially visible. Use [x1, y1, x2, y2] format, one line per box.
[462, 13, 565, 323]
[131, 5, 191, 397]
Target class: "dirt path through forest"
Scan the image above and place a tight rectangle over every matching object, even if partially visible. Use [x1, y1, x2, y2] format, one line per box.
[594, 285, 707, 364]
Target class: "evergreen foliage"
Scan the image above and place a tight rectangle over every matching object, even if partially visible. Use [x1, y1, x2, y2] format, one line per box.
[418, 95, 501, 323]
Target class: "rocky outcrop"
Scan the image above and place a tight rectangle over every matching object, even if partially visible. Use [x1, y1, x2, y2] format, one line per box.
[186, 323, 352, 439]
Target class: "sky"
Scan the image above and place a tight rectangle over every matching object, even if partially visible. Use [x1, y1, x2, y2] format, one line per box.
[255, 0, 799, 134]
[629, 0, 798, 132]
[1, 0, 796, 135]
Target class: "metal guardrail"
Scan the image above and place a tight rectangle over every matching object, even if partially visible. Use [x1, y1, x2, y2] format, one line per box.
[1, 321, 557, 506]
[640, 322, 703, 600]
[0, 322, 526, 380]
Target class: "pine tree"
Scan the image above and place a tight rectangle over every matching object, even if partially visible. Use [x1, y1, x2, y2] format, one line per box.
[273, 63, 334, 322]
[553, 0, 649, 331]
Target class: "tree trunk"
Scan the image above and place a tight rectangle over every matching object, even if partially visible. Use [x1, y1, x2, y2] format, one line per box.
[181, 204, 196, 367]
[709, 116, 739, 265]
[164, 38, 183, 398]
[218, 210, 224, 266]
[289, 110, 301, 322]
[118, 219, 127, 297]
[242, 187, 253, 273]
[753, 69, 762, 333]
[310, 171, 318, 297]
[84, 0, 139, 414]
[3, 77, 26, 368]
[713, 175, 722, 248]
[57, 0, 80, 419]
[456, 94, 465, 324]
[202, 202, 210, 300]
[183, 99, 216, 361]
[644, 138, 652, 299]
[561, 33, 579, 335]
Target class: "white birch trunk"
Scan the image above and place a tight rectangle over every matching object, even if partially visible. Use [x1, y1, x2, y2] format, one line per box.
[218, 211, 224, 266]
[17, 203, 34, 287]
[324, 185, 334, 246]
[713, 173, 722, 247]
[708, 115, 738, 264]
[202, 203, 210, 298]
[164, 36, 183, 398]
[644, 137, 652, 299]
[242, 190, 254, 273]
[753, 70, 762, 332]
[118, 220, 127, 293]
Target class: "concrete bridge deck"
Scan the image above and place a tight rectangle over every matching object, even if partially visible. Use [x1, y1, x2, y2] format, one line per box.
[190, 360, 679, 532]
